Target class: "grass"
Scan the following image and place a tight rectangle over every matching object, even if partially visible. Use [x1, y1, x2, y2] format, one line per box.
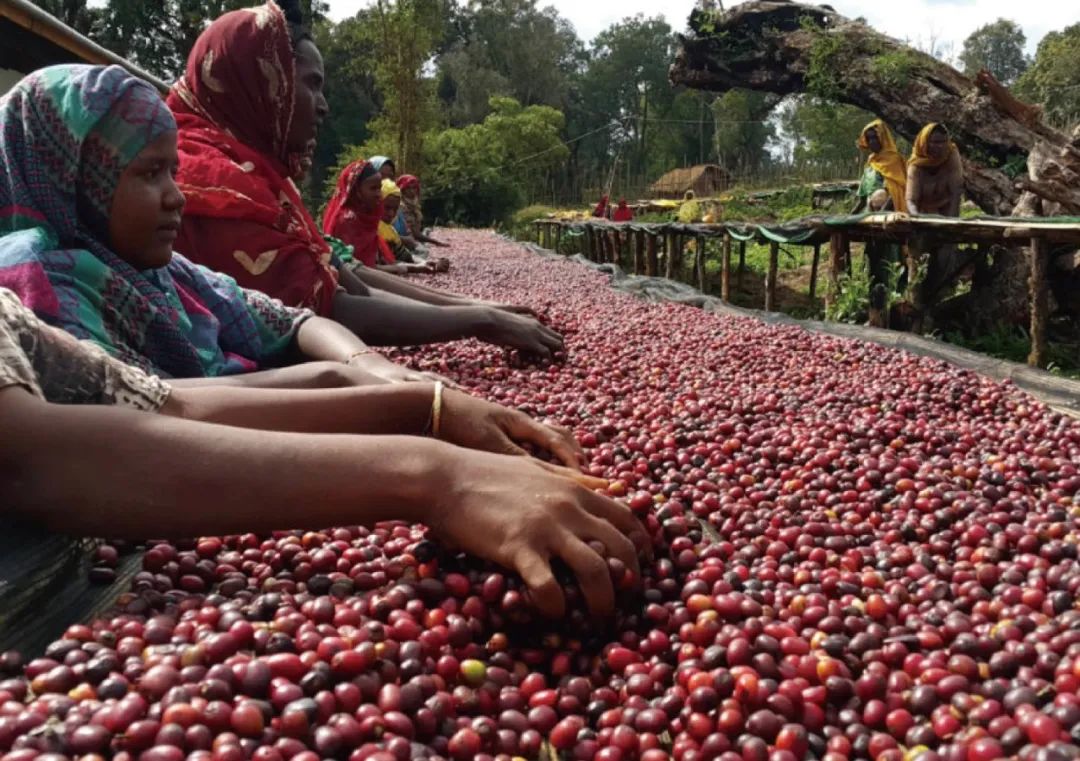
[938, 326, 1080, 379]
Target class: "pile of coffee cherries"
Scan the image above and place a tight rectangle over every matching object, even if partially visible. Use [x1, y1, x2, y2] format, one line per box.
[1, 231, 1077, 761]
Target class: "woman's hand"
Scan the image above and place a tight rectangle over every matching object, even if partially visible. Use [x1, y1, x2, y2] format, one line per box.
[423, 450, 649, 618]
[347, 353, 451, 386]
[439, 388, 584, 468]
[477, 310, 564, 359]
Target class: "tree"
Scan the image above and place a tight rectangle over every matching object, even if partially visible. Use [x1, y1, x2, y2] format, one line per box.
[780, 96, 874, 179]
[34, 0, 98, 35]
[583, 15, 676, 187]
[363, 0, 445, 173]
[459, 0, 585, 110]
[436, 42, 512, 126]
[308, 15, 381, 206]
[332, 96, 568, 224]
[711, 89, 776, 177]
[958, 19, 1029, 86]
[1016, 23, 1080, 128]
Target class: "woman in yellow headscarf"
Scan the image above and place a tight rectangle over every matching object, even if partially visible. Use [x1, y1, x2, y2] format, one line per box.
[854, 119, 908, 214]
[906, 123, 963, 216]
[379, 179, 438, 274]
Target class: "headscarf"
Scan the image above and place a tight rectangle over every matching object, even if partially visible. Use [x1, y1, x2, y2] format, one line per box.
[322, 159, 395, 267]
[0, 65, 308, 378]
[910, 123, 958, 169]
[397, 175, 420, 194]
[592, 195, 609, 218]
[613, 199, 633, 222]
[369, 156, 395, 175]
[397, 176, 422, 237]
[166, 2, 339, 315]
[857, 119, 909, 213]
[378, 179, 403, 250]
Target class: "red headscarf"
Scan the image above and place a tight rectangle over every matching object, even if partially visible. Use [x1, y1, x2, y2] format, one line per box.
[396, 175, 420, 194]
[166, 2, 339, 315]
[593, 195, 609, 218]
[323, 159, 395, 267]
[613, 199, 633, 222]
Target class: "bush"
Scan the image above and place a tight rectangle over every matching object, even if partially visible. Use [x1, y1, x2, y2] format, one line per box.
[504, 205, 558, 241]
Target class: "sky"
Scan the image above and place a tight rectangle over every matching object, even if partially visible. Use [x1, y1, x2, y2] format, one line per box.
[324, 0, 1080, 57]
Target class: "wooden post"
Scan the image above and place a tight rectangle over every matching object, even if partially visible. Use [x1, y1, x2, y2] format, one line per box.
[584, 227, 594, 261]
[765, 241, 779, 312]
[648, 234, 660, 279]
[664, 233, 674, 278]
[809, 243, 821, 300]
[737, 241, 747, 290]
[721, 234, 732, 302]
[632, 229, 644, 275]
[826, 232, 849, 314]
[555, 225, 562, 253]
[699, 236, 708, 289]
[1028, 237, 1049, 368]
[535, 221, 542, 246]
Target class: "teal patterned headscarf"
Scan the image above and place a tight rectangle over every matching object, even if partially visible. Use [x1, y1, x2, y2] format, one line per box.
[0, 64, 306, 378]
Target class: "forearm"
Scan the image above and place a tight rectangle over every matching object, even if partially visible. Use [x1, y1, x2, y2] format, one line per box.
[168, 361, 377, 390]
[294, 316, 369, 362]
[165, 381, 434, 435]
[0, 392, 449, 538]
[333, 291, 489, 346]
[348, 265, 469, 306]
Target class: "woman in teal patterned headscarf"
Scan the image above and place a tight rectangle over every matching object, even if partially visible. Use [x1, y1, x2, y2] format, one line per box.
[0, 64, 318, 379]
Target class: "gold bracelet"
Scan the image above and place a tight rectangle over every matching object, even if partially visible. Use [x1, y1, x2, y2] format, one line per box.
[431, 381, 444, 439]
[345, 349, 377, 363]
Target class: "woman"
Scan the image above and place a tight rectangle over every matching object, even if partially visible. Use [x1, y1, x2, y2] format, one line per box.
[0, 64, 420, 387]
[370, 155, 396, 181]
[612, 199, 634, 222]
[397, 174, 448, 249]
[323, 163, 436, 276]
[854, 119, 908, 213]
[379, 179, 439, 273]
[907, 123, 964, 216]
[168, 3, 560, 357]
[0, 285, 645, 654]
[592, 194, 610, 219]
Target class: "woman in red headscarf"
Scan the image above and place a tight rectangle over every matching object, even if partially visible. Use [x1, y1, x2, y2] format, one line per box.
[168, 2, 561, 357]
[612, 199, 634, 222]
[592, 195, 610, 219]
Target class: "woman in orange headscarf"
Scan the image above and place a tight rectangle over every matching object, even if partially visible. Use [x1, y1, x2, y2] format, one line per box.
[906, 123, 963, 217]
[855, 119, 908, 213]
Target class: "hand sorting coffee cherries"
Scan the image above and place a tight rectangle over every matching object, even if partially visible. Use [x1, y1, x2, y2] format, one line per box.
[1, 230, 1078, 761]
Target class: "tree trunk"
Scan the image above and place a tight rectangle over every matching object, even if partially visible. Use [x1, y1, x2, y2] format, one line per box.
[670, 1, 1080, 328]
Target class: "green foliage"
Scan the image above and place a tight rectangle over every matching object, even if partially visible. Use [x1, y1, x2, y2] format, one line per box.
[780, 96, 872, 177]
[1016, 23, 1080, 128]
[870, 50, 921, 89]
[825, 256, 903, 323]
[940, 326, 1080, 378]
[363, 0, 445, 174]
[505, 205, 558, 240]
[712, 90, 776, 176]
[357, 96, 569, 226]
[805, 32, 853, 99]
[958, 19, 1029, 85]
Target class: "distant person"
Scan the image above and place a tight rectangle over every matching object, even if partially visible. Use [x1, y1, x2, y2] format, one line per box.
[378, 179, 440, 275]
[854, 119, 908, 213]
[592, 195, 610, 219]
[369, 155, 396, 181]
[907, 123, 963, 217]
[612, 198, 634, 222]
[397, 174, 448, 250]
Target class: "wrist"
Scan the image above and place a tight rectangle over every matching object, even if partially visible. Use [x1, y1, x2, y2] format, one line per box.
[396, 437, 461, 525]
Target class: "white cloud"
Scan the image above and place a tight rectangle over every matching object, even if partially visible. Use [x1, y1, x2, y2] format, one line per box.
[325, 0, 1079, 56]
